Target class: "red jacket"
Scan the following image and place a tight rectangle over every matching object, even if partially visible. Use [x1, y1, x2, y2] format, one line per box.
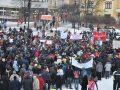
[38, 77, 45, 90]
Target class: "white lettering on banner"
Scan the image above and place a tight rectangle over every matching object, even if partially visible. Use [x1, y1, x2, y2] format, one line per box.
[61, 32, 67, 39]
[70, 34, 82, 40]
[40, 39, 46, 42]
[72, 58, 93, 69]
[113, 40, 120, 49]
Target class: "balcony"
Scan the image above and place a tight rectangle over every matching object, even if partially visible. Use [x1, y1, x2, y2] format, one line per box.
[0, 15, 19, 20]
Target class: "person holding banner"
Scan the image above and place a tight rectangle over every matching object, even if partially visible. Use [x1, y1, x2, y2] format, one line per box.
[74, 69, 80, 90]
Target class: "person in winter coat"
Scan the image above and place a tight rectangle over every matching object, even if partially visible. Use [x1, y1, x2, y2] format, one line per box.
[104, 62, 111, 79]
[113, 68, 120, 90]
[33, 76, 40, 90]
[88, 77, 96, 90]
[13, 60, 19, 72]
[55, 74, 63, 90]
[96, 62, 103, 80]
[113, 70, 117, 90]
[74, 69, 80, 90]
[65, 66, 73, 89]
[81, 75, 88, 90]
[38, 74, 44, 90]
[22, 75, 33, 90]
[41, 68, 51, 90]
[10, 71, 20, 81]
[0, 74, 10, 90]
[0, 58, 6, 78]
[9, 76, 21, 90]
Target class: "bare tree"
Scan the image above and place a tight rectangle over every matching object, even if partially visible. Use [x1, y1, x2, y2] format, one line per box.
[80, 0, 105, 27]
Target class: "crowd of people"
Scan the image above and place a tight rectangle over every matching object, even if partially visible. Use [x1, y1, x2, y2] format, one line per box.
[0, 26, 120, 90]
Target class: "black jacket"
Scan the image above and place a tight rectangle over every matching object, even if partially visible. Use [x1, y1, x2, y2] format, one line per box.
[9, 80, 21, 90]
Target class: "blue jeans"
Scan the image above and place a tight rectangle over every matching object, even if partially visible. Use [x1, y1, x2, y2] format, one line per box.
[74, 78, 79, 90]
[66, 77, 72, 88]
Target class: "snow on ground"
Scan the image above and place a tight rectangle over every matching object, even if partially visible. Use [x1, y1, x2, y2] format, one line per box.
[62, 78, 113, 90]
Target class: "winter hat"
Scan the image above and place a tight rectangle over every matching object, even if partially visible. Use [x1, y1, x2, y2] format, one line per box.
[2, 58, 5, 62]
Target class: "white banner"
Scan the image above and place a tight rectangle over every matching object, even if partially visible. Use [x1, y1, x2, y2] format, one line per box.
[72, 58, 93, 69]
[113, 40, 120, 49]
[32, 31, 38, 36]
[46, 40, 52, 45]
[40, 39, 46, 42]
[70, 34, 82, 40]
[61, 32, 67, 39]
[9, 38, 13, 43]
[45, 31, 54, 37]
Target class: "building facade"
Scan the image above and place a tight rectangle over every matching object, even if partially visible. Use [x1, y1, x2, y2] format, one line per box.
[48, 0, 79, 10]
[0, 0, 48, 22]
[79, 0, 120, 22]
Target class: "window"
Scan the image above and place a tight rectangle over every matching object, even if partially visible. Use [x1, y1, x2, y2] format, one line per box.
[105, 1, 112, 9]
[0, 11, 3, 15]
[11, 11, 19, 17]
[88, 1, 94, 8]
[0, 10, 6, 16]
[105, 14, 111, 17]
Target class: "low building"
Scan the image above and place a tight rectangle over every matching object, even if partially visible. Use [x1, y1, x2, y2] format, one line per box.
[0, 0, 48, 22]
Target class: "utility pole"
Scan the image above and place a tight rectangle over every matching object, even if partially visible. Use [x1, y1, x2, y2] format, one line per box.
[27, 0, 31, 30]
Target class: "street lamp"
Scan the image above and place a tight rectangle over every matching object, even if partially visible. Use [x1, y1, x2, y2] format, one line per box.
[27, 0, 31, 30]
[33, 10, 38, 28]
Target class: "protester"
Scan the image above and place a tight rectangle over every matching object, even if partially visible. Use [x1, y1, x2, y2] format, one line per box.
[33, 75, 40, 90]
[105, 61, 112, 79]
[37, 74, 44, 90]
[74, 69, 80, 90]
[65, 65, 73, 89]
[9, 76, 21, 90]
[9, 71, 20, 81]
[81, 75, 88, 90]
[0, 74, 9, 90]
[88, 77, 96, 90]
[22, 74, 33, 90]
[0, 25, 118, 90]
[96, 61, 103, 80]
[113, 68, 120, 90]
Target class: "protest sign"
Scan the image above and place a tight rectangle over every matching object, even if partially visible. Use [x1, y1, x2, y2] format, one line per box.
[61, 32, 67, 39]
[9, 38, 13, 43]
[113, 40, 120, 49]
[32, 31, 38, 36]
[46, 40, 52, 45]
[45, 31, 54, 37]
[93, 32, 106, 41]
[70, 34, 82, 40]
[40, 39, 46, 42]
